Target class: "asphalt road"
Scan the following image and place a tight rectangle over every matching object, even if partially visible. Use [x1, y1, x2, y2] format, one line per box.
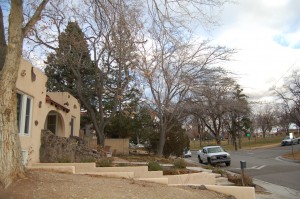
[190, 144, 300, 191]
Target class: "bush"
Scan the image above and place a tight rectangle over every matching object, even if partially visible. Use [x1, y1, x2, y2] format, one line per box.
[163, 168, 181, 175]
[212, 167, 227, 176]
[148, 161, 163, 171]
[173, 158, 186, 169]
[227, 174, 254, 186]
[96, 158, 113, 167]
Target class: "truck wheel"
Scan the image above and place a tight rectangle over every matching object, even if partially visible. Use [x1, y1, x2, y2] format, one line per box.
[207, 158, 212, 165]
[225, 162, 231, 166]
[198, 156, 203, 163]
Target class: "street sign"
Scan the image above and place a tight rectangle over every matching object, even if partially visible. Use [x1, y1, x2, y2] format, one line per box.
[246, 133, 250, 137]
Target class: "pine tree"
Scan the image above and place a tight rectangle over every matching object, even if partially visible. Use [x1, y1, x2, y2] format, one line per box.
[45, 21, 93, 98]
[44, 18, 140, 146]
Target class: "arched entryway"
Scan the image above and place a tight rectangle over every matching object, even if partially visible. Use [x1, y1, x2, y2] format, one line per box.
[44, 111, 65, 137]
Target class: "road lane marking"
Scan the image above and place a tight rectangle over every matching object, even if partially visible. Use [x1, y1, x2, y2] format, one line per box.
[255, 165, 266, 169]
[233, 165, 266, 170]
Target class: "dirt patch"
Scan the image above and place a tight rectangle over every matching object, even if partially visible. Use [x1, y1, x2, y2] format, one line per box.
[282, 149, 300, 160]
[0, 171, 232, 199]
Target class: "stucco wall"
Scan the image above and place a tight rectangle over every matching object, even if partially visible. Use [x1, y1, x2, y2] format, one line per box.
[104, 138, 129, 155]
[16, 59, 80, 165]
[16, 59, 48, 166]
[46, 92, 80, 137]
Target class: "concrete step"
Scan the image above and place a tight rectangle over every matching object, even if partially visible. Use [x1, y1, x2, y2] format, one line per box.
[215, 176, 235, 186]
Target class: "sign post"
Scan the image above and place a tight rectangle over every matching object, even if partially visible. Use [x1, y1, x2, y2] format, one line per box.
[246, 133, 251, 149]
[289, 133, 295, 159]
[240, 160, 246, 186]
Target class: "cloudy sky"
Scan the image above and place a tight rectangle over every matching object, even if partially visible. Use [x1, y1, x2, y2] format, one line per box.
[206, 0, 300, 102]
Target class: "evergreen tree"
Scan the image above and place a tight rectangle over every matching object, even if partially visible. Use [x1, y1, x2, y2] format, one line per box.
[44, 18, 140, 146]
[45, 21, 94, 99]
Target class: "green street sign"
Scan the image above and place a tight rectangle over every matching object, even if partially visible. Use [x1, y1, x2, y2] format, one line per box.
[246, 133, 251, 137]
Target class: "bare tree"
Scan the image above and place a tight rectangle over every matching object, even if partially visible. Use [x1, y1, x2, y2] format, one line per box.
[22, 0, 232, 153]
[190, 75, 243, 145]
[274, 104, 291, 135]
[0, 0, 49, 189]
[26, 0, 142, 146]
[223, 85, 250, 150]
[255, 105, 275, 139]
[275, 70, 300, 128]
[139, 26, 233, 155]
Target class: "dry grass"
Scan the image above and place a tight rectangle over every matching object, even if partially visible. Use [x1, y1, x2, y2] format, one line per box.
[120, 154, 173, 164]
[282, 149, 300, 160]
[190, 136, 285, 151]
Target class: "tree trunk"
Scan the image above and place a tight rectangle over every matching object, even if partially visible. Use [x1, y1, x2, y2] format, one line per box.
[157, 126, 166, 157]
[231, 132, 238, 151]
[238, 133, 242, 149]
[0, 6, 7, 71]
[0, 0, 24, 188]
[197, 123, 202, 147]
[263, 131, 266, 139]
[95, 124, 105, 146]
[87, 109, 105, 146]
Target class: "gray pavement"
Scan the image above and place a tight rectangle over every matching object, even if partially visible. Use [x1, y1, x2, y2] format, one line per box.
[251, 156, 300, 199]
[254, 179, 300, 199]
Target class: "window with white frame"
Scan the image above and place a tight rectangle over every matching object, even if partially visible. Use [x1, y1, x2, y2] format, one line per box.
[17, 92, 32, 135]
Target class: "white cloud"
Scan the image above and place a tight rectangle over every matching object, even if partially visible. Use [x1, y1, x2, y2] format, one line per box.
[207, 0, 300, 101]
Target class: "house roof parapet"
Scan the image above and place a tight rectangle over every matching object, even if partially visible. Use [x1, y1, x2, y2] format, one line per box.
[46, 95, 70, 113]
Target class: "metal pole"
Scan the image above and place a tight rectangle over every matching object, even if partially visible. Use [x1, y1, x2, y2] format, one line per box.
[241, 167, 245, 186]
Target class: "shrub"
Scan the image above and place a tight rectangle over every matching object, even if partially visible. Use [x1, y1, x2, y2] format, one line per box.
[163, 168, 180, 175]
[227, 174, 254, 186]
[80, 157, 97, 163]
[173, 158, 186, 169]
[148, 161, 162, 171]
[96, 158, 113, 167]
[212, 167, 227, 176]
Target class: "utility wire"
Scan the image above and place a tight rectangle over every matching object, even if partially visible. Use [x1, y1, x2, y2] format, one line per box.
[273, 57, 300, 86]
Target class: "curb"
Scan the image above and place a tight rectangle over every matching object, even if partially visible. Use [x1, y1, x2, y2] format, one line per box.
[254, 178, 300, 199]
[278, 156, 300, 163]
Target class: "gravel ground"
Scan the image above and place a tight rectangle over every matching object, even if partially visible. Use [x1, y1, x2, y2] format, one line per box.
[0, 171, 232, 199]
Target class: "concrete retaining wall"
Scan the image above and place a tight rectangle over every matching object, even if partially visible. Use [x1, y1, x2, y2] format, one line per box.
[28, 163, 256, 199]
[133, 171, 163, 178]
[205, 185, 255, 199]
[32, 162, 96, 173]
[79, 172, 134, 179]
[27, 165, 75, 174]
[166, 173, 216, 185]
[135, 178, 169, 184]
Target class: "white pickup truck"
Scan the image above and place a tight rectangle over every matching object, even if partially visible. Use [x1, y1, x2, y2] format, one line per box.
[197, 146, 231, 166]
[281, 136, 299, 146]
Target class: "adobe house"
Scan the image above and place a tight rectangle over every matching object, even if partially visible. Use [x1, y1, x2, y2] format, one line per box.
[16, 59, 80, 166]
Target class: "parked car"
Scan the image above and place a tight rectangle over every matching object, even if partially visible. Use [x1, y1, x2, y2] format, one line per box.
[129, 143, 136, 148]
[183, 148, 192, 158]
[135, 144, 145, 148]
[197, 146, 231, 166]
[281, 136, 298, 146]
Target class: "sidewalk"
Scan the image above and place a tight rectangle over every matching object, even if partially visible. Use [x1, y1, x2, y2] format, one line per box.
[254, 179, 300, 199]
